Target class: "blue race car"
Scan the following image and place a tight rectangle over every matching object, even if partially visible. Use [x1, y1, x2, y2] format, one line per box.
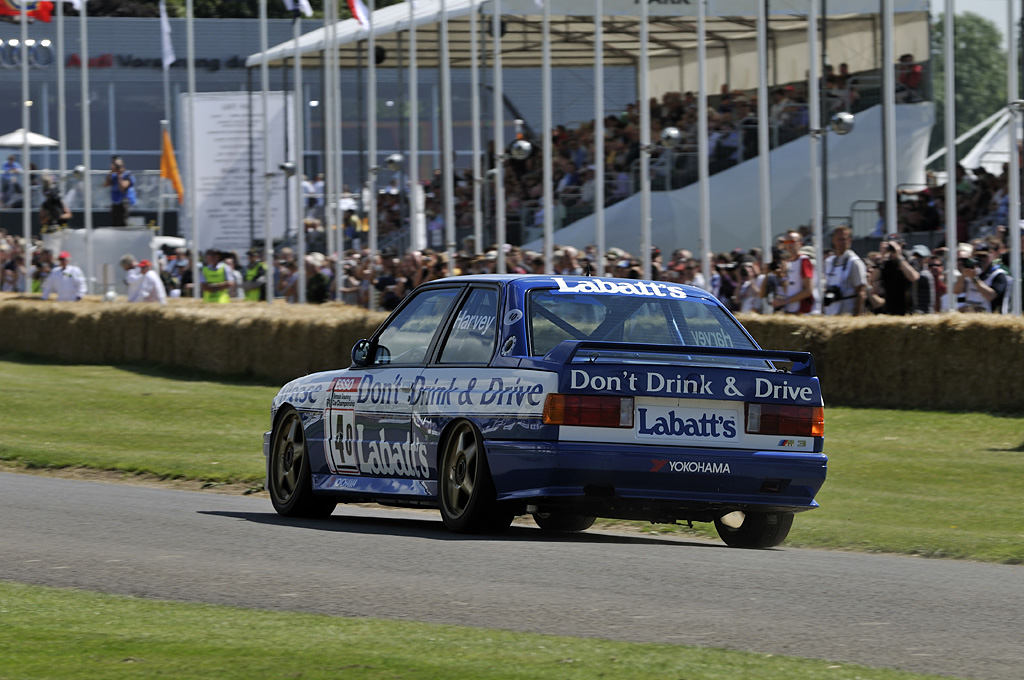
[265, 274, 827, 547]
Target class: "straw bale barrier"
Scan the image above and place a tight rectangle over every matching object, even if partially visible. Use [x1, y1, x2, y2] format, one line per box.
[3, 292, 1023, 411]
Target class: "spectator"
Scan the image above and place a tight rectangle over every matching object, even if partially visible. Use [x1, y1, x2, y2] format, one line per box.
[823, 225, 867, 315]
[130, 259, 167, 304]
[1, 154, 23, 208]
[895, 53, 924, 103]
[908, 245, 935, 314]
[955, 242, 1011, 313]
[102, 156, 137, 227]
[773, 230, 816, 314]
[305, 253, 330, 304]
[878, 236, 919, 315]
[199, 250, 233, 303]
[242, 248, 269, 302]
[41, 250, 87, 301]
[119, 254, 142, 301]
[38, 179, 72, 232]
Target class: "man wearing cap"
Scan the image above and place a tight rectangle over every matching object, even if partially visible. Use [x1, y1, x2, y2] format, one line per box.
[879, 235, 919, 315]
[200, 250, 233, 303]
[103, 156, 136, 227]
[242, 248, 269, 302]
[823, 226, 867, 316]
[41, 251, 87, 302]
[955, 241, 1011, 313]
[129, 259, 167, 304]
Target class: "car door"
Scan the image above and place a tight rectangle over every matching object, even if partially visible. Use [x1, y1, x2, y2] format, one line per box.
[323, 285, 462, 483]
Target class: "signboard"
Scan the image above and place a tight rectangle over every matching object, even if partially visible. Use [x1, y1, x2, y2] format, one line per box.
[180, 91, 296, 254]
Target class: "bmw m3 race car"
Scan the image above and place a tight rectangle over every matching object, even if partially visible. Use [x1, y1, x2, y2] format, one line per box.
[265, 274, 827, 548]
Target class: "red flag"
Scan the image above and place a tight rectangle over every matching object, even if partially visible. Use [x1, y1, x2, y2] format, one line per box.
[0, 0, 55, 22]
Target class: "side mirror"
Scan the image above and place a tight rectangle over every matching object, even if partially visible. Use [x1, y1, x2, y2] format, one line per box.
[351, 339, 371, 367]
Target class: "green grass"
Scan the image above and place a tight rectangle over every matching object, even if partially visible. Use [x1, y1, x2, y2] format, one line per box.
[0, 580, 954, 680]
[1, 355, 1023, 563]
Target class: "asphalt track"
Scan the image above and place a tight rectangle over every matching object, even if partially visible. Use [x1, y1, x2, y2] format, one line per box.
[2, 471, 1021, 680]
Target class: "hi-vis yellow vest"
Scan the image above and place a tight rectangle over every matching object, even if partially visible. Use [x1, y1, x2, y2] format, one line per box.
[202, 265, 230, 303]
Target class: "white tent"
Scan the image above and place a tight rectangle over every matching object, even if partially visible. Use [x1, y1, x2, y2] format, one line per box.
[0, 128, 59, 148]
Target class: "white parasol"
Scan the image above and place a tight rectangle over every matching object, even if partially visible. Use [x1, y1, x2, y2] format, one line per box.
[0, 128, 59, 148]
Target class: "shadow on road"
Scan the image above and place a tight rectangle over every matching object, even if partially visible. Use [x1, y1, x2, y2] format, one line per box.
[199, 509, 722, 549]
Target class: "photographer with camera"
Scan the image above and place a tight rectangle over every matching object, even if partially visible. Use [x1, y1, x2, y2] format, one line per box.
[878, 235, 919, 315]
[38, 179, 71, 233]
[102, 156, 137, 227]
[772, 230, 816, 314]
[954, 242, 1010, 313]
[823, 225, 867, 315]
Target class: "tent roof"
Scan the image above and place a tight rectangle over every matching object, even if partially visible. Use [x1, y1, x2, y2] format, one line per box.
[245, 0, 930, 70]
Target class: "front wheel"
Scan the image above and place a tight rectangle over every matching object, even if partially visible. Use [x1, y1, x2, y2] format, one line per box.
[268, 408, 337, 518]
[714, 510, 794, 548]
[438, 421, 513, 533]
[532, 512, 596, 533]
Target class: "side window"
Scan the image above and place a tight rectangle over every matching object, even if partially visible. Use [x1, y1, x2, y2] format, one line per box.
[439, 288, 499, 364]
[373, 287, 460, 366]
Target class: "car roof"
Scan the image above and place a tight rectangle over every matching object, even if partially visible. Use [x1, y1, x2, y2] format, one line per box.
[424, 273, 717, 301]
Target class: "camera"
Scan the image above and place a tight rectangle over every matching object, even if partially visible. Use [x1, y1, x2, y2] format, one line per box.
[823, 285, 843, 306]
[959, 257, 977, 269]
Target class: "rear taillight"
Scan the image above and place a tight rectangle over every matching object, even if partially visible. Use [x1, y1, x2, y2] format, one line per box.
[745, 403, 824, 437]
[543, 394, 634, 428]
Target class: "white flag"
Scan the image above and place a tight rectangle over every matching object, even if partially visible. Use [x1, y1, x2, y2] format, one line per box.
[284, 0, 314, 18]
[69, 0, 84, 11]
[348, 0, 369, 26]
[159, 0, 176, 69]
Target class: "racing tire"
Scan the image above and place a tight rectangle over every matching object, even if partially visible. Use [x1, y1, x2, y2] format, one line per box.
[714, 511, 794, 549]
[532, 512, 597, 533]
[268, 408, 337, 519]
[439, 421, 513, 534]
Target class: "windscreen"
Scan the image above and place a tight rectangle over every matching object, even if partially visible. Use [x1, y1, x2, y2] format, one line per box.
[527, 287, 758, 360]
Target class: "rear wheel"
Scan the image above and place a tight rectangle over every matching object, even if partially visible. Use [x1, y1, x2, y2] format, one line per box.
[268, 408, 337, 518]
[714, 511, 794, 548]
[532, 512, 596, 533]
[439, 421, 513, 533]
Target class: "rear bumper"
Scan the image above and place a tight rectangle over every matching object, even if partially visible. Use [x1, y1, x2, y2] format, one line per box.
[486, 440, 827, 520]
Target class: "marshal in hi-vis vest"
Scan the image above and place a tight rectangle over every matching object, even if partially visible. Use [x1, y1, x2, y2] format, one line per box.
[202, 264, 230, 303]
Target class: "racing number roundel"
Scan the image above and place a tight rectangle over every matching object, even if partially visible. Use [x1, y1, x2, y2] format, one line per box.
[325, 377, 361, 474]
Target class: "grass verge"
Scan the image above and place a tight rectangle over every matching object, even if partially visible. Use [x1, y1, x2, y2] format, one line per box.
[0, 580, 954, 680]
[1, 355, 1022, 563]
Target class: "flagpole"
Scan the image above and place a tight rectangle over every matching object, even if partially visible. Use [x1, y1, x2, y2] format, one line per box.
[323, 0, 336, 290]
[943, 0, 956, 312]
[441, 0, 456, 274]
[160, 0, 175, 237]
[639, 0, 651, 278]
[260, 0, 274, 304]
[368, 0, 378, 285]
[697, 0, 710, 288]
[492, 0, 506, 275]
[293, 13, 307, 303]
[57, 0, 67, 198]
[594, 0, 605, 276]
[808, 0, 823, 310]
[469, 0, 482, 259]
[20, 0, 30, 290]
[409, 0, 423, 253]
[81, 0, 94, 295]
[185, 0, 199, 297]
[757, 0, 772, 280]
[1009, 0, 1022, 315]
[542, 0, 552, 274]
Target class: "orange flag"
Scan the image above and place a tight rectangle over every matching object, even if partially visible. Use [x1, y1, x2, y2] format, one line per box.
[160, 128, 184, 204]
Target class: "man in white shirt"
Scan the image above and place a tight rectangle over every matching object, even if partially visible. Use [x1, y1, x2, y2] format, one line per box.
[119, 254, 142, 301]
[129, 259, 167, 304]
[41, 250, 87, 301]
[823, 226, 867, 315]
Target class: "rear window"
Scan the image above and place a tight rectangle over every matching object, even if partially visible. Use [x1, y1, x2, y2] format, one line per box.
[527, 288, 756, 358]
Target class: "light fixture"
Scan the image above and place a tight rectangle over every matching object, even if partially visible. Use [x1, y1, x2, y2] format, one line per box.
[660, 126, 683, 148]
[829, 112, 855, 136]
[309, 100, 319, 108]
[278, 161, 296, 177]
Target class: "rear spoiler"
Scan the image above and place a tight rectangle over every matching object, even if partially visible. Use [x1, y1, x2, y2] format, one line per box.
[543, 340, 817, 377]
